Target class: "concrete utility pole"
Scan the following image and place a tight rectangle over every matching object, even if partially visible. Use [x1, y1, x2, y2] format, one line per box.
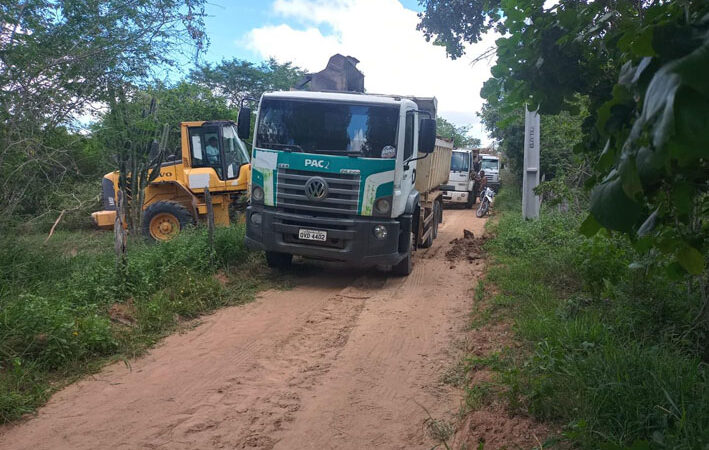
[522, 105, 540, 219]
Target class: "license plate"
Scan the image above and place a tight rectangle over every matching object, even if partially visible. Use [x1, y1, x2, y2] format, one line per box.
[298, 228, 327, 242]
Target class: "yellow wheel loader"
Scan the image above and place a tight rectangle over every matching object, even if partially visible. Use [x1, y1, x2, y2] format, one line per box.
[92, 120, 251, 241]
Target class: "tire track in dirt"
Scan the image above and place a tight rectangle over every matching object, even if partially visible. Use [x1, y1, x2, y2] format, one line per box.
[0, 208, 487, 450]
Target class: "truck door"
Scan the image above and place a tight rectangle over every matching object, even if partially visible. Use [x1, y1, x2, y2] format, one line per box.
[401, 109, 417, 195]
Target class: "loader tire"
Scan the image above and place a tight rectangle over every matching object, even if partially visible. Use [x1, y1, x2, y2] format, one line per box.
[143, 201, 194, 241]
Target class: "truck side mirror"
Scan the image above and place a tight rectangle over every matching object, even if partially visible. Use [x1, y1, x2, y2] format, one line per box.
[418, 118, 436, 153]
[237, 106, 251, 139]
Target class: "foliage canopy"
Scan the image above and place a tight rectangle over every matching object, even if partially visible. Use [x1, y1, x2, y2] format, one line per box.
[419, 0, 709, 274]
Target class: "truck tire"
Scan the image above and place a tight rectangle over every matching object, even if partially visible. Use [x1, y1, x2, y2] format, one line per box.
[466, 191, 475, 208]
[143, 201, 194, 241]
[391, 233, 413, 276]
[432, 200, 441, 240]
[420, 223, 433, 248]
[265, 251, 293, 268]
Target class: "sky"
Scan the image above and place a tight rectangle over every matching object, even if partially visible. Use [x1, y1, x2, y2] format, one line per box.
[195, 0, 498, 145]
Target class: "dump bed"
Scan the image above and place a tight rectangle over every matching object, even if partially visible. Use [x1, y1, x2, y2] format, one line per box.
[415, 138, 453, 194]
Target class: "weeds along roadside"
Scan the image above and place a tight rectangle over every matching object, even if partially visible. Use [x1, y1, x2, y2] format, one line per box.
[0, 224, 276, 424]
[458, 181, 709, 449]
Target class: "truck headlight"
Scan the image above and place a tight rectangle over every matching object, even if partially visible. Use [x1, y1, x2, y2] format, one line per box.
[374, 198, 391, 215]
[250, 212, 262, 225]
[252, 186, 264, 202]
[373, 225, 388, 240]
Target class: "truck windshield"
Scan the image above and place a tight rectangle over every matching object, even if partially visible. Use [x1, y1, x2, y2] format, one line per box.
[450, 152, 469, 172]
[256, 98, 399, 157]
[481, 159, 499, 171]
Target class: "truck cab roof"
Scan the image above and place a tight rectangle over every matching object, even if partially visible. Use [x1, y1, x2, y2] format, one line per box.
[262, 91, 437, 117]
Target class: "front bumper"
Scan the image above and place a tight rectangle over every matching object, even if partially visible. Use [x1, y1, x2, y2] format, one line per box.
[245, 206, 408, 266]
[442, 191, 469, 203]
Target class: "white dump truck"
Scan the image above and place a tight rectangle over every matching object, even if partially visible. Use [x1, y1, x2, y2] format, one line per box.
[442, 148, 478, 208]
[481, 154, 501, 191]
[242, 91, 452, 276]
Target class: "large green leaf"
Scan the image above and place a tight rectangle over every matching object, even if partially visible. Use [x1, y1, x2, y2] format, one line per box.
[631, 27, 656, 57]
[640, 67, 681, 148]
[673, 40, 709, 97]
[671, 183, 693, 216]
[637, 210, 658, 237]
[636, 146, 667, 185]
[677, 245, 705, 275]
[590, 170, 643, 232]
[619, 155, 643, 200]
[579, 214, 601, 237]
[669, 88, 709, 163]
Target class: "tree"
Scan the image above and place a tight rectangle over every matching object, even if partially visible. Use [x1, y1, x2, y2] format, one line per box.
[419, 0, 709, 277]
[0, 0, 208, 223]
[436, 117, 481, 148]
[479, 97, 588, 185]
[190, 58, 305, 106]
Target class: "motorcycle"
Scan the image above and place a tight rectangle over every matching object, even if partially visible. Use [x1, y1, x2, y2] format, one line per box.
[476, 186, 495, 218]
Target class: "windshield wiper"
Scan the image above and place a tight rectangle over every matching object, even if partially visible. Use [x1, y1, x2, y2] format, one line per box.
[261, 142, 303, 152]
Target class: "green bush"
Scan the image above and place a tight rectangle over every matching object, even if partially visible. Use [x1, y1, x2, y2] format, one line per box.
[0, 222, 263, 423]
[480, 184, 709, 448]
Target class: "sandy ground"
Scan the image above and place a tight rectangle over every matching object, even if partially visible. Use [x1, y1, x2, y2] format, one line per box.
[0, 208, 488, 450]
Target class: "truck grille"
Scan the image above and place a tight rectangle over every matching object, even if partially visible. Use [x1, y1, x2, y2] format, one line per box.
[277, 169, 360, 217]
[485, 174, 494, 182]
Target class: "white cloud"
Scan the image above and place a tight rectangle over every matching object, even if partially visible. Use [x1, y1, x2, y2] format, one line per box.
[243, 0, 497, 145]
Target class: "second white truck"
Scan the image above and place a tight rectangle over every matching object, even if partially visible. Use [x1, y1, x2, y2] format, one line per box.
[442, 148, 477, 208]
[481, 154, 501, 191]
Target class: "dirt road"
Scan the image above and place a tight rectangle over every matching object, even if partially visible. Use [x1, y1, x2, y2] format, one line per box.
[1, 208, 486, 449]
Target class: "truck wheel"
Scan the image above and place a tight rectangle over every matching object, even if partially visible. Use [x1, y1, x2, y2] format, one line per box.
[466, 192, 475, 208]
[420, 226, 433, 248]
[391, 233, 413, 276]
[265, 251, 293, 268]
[143, 201, 194, 241]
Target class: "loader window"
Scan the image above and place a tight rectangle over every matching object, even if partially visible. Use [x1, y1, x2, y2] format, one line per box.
[222, 125, 250, 179]
[189, 127, 223, 178]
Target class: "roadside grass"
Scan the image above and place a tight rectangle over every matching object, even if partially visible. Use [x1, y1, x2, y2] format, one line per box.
[0, 224, 275, 423]
[460, 184, 709, 448]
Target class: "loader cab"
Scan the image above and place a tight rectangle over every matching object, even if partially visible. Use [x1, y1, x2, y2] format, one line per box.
[180, 120, 250, 194]
[185, 121, 250, 181]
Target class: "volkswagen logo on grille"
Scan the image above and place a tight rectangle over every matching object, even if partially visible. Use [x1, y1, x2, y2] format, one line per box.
[304, 177, 328, 201]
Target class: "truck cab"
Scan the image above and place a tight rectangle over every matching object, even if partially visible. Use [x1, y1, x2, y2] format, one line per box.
[244, 91, 442, 275]
[480, 154, 501, 191]
[442, 149, 477, 207]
